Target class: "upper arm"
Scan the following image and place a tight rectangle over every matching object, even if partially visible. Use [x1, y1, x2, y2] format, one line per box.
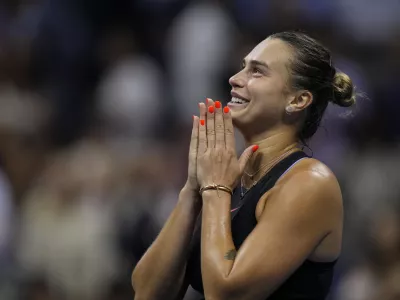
[219, 168, 342, 300]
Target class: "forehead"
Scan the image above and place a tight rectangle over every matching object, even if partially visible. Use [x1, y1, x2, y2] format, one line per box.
[245, 38, 293, 72]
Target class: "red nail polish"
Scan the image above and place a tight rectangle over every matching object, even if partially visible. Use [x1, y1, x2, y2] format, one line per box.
[223, 106, 230, 113]
[208, 106, 215, 113]
[252, 145, 259, 152]
[200, 120, 205, 126]
[215, 101, 221, 109]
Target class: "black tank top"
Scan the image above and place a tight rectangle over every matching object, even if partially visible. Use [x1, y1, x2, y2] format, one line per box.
[186, 151, 337, 300]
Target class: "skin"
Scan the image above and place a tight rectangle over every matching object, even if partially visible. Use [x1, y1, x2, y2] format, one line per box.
[132, 37, 343, 300]
[131, 116, 203, 300]
[131, 186, 200, 300]
[196, 38, 343, 300]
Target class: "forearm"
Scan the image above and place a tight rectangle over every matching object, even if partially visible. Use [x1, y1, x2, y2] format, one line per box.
[132, 187, 201, 300]
[201, 190, 236, 298]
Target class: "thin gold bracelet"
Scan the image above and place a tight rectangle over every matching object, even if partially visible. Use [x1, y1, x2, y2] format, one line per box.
[199, 184, 233, 198]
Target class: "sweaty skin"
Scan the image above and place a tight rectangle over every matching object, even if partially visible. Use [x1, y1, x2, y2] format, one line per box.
[198, 100, 342, 300]
[196, 37, 343, 300]
[132, 37, 343, 300]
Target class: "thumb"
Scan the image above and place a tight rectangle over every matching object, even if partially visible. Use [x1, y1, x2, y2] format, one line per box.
[238, 145, 259, 174]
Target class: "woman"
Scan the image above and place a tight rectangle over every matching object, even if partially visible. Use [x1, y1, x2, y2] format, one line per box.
[132, 31, 354, 300]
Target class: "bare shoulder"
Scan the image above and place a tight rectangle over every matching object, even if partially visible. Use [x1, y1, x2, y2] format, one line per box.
[279, 156, 336, 179]
[253, 157, 343, 262]
[258, 157, 343, 230]
[276, 157, 341, 197]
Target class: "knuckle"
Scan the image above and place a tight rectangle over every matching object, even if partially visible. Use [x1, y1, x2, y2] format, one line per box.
[227, 149, 236, 157]
[217, 148, 225, 155]
[216, 138, 225, 144]
[207, 129, 216, 136]
[225, 127, 234, 135]
[199, 137, 208, 144]
[212, 148, 222, 156]
[216, 150, 224, 162]
[215, 124, 224, 131]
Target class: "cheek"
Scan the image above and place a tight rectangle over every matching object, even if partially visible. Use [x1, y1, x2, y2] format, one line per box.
[248, 79, 284, 105]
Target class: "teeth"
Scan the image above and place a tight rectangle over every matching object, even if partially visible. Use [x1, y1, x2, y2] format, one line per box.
[231, 97, 248, 104]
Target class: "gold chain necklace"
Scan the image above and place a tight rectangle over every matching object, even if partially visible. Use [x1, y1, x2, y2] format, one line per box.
[240, 148, 299, 197]
[243, 147, 298, 180]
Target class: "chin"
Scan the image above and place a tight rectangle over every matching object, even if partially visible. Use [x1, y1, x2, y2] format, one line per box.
[231, 111, 248, 132]
[229, 102, 249, 119]
[231, 107, 270, 138]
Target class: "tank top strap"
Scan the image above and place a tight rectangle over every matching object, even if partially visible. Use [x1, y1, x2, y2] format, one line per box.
[258, 151, 309, 197]
[230, 151, 309, 222]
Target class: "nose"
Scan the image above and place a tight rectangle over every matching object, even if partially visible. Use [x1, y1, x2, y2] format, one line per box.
[229, 71, 245, 88]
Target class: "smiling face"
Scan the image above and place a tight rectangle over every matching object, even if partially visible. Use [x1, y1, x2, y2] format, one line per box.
[228, 38, 296, 136]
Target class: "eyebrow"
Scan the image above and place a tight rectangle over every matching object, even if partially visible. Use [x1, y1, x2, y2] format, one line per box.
[243, 59, 270, 70]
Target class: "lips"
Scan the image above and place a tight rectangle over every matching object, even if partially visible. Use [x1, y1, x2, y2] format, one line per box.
[230, 97, 248, 104]
[228, 91, 250, 110]
[228, 98, 250, 111]
[230, 91, 249, 102]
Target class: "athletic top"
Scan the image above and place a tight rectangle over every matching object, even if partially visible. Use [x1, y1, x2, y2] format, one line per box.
[186, 151, 337, 300]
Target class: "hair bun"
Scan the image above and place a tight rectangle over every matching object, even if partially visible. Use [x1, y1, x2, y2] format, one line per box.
[332, 72, 356, 107]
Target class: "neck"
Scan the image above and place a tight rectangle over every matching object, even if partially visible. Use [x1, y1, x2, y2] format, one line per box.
[242, 128, 300, 187]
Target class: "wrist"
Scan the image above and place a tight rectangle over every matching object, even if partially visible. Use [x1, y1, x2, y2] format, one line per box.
[179, 185, 202, 211]
[181, 183, 200, 197]
[201, 189, 231, 201]
[200, 184, 232, 195]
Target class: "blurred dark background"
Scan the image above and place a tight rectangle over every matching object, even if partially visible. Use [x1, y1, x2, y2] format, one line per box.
[0, 0, 399, 299]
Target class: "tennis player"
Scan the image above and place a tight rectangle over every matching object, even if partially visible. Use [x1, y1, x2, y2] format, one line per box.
[132, 31, 355, 300]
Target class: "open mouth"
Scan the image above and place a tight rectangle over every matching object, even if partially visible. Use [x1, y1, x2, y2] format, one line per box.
[228, 97, 250, 109]
[230, 97, 249, 104]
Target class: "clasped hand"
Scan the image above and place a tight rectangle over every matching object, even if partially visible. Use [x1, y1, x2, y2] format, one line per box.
[186, 98, 257, 194]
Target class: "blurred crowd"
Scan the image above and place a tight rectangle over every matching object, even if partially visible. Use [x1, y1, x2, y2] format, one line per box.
[0, 0, 399, 299]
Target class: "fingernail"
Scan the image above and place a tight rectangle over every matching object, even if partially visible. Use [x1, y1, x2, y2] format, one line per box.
[215, 101, 221, 109]
[252, 145, 259, 152]
[200, 120, 205, 126]
[206, 98, 209, 105]
[208, 106, 215, 113]
[223, 106, 230, 113]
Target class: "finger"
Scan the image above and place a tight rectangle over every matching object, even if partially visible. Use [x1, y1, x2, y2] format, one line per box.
[189, 115, 199, 159]
[198, 102, 208, 153]
[214, 100, 225, 149]
[206, 97, 214, 108]
[223, 106, 235, 151]
[238, 145, 259, 174]
[206, 98, 216, 148]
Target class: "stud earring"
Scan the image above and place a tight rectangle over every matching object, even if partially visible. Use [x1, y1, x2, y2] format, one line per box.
[285, 106, 295, 114]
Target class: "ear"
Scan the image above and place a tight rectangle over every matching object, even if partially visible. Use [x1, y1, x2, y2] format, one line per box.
[287, 91, 313, 112]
